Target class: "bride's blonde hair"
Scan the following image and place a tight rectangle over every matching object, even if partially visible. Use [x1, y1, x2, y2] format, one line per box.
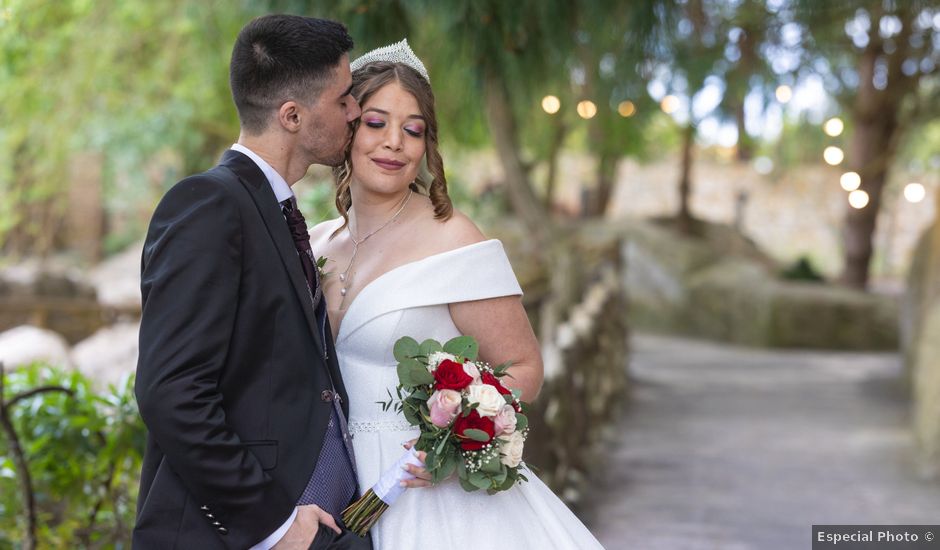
[331, 61, 452, 238]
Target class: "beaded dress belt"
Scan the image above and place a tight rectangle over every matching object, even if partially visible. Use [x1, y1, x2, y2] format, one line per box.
[347, 420, 416, 434]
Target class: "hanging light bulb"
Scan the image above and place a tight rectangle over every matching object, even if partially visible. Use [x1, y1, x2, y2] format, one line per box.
[904, 182, 926, 203]
[848, 190, 870, 209]
[840, 171, 861, 191]
[824, 146, 844, 166]
[824, 117, 844, 137]
[541, 95, 561, 114]
[577, 100, 597, 119]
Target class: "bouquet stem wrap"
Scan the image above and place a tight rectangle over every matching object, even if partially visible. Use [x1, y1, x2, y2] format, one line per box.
[342, 447, 422, 536]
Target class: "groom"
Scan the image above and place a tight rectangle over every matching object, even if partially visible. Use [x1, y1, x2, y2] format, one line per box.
[134, 15, 369, 549]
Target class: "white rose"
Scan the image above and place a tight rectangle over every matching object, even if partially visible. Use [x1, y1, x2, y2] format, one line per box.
[427, 351, 458, 372]
[466, 384, 505, 418]
[498, 431, 525, 468]
[462, 361, 482, 384]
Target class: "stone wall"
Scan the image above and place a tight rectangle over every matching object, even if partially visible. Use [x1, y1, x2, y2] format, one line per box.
[496, 223, 630, 507]
[621, 218, 898, 350]
[904, 196, 940, 475]
[0, 269, 107, 345]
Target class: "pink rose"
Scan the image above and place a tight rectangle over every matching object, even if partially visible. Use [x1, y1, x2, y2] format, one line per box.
[463, 361, 482, 385]
[428, 389, 462, 427]
[493, 404, 518, 436]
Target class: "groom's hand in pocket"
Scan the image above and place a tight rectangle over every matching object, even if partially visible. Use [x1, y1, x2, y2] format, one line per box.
[272, 505, 341, 549]
[402, 440, 433, 488]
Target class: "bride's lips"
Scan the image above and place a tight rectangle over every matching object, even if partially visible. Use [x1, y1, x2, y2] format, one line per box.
[372, 157, 406, 171]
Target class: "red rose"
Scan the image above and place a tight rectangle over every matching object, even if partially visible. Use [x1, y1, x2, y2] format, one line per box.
[482, 372, 511, 396]
[453, 409, 496, 451]
[434, 359, 473, 391]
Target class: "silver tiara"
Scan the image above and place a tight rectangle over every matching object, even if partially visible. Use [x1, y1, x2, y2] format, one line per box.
[350, 38, 430, 83]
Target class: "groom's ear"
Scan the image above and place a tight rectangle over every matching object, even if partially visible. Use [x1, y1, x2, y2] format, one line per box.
[277, 101, 303, 133]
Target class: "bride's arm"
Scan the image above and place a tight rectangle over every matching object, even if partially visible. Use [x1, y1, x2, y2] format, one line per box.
[449, 296, 544, 402]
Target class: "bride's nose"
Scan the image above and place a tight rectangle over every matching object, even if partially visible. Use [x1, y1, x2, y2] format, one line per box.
[383, 128, 403, 151]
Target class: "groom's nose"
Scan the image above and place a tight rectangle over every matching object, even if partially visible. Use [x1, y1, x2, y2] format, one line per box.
[346, 96, 362, 121]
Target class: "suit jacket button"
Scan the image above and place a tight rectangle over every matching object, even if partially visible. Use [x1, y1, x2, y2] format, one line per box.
[321, 390, 333, 402]
[200, 505, 209, 511]
[218, 527, 228, 535]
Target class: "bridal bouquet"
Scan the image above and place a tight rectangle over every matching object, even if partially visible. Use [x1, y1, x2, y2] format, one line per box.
[342, 335, 530, 536]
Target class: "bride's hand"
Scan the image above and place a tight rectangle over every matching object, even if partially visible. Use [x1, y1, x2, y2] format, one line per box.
[402, 439, 433, 488]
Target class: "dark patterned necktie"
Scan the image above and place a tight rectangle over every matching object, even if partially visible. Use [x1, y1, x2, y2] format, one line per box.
[280, 196, 358, 518]
[281, 197, 325, 323]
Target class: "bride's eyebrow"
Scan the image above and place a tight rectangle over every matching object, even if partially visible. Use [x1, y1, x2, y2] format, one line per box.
[363, 107, 425, 121]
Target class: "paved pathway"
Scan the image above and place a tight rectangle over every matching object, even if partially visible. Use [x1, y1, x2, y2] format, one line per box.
[584, 333, 940, 549]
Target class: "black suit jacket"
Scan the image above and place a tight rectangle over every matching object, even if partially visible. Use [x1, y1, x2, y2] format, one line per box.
[133, 150, 351, 549]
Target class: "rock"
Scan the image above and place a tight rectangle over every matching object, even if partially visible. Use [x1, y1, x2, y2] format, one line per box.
[764, 282, 897, 350]
[0, 325, 73, 370]
[71, 322, 139, 389]
[686, 259, 774, 345]
[913, 303, 940, 476]
[618, 218, 898, 350]
[905, 214, 940, 475]
[88, 241, 143, 313]
[0, 265, 105, 344]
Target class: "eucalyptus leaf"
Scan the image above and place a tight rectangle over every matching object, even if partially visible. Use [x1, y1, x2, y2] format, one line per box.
[481, 452, 503, 474]
[418, 339, 443, 357]
[393, 337, 420, 362]
[515, 413, 528, 433]
[462, 428, 491, 442]
[493, 361, 513, 375]
[439, 453, 458, 480]
[402, 402, 420, 425]
[397, 359, 435, 387]
[459, 476, 479, 492]
[469, 471, 491, 490]
[442, 336, 478, 360]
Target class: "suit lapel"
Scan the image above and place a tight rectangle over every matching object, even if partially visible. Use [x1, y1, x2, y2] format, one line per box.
[218, 150, 327, 360]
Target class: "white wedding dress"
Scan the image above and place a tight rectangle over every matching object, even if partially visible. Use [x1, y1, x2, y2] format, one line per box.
[335, 239, 605, 549]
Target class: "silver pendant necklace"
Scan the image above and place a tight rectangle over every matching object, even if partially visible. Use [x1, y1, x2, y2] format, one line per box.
[339, 189, 413, 307]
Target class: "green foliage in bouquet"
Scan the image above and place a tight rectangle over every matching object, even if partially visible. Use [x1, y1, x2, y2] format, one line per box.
[383, 336, 529, 495]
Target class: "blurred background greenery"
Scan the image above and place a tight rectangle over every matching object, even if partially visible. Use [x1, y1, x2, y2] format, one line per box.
[3, 0, 940, 547]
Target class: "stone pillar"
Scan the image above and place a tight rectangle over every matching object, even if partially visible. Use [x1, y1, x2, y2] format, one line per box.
[909, 190, 940, 476]
[66, 152, 105, 262]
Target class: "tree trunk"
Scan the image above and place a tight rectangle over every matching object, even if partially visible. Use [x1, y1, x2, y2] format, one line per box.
[586, 152, 618, 218]
[482, 70, 550, 243]
[840, 117, 897, 289]
[839, 21, 912, 290]
[734, 100, 753, 162]
[544, 118, 567, 212]
[676, 123, 696, 235]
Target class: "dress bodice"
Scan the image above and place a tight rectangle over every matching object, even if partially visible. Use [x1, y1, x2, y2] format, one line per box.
[334, 239, 522, 427]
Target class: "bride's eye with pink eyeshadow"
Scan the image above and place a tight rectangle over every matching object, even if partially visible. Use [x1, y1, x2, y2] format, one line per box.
[363, 117, 385, 129]
[404, 124, 425, 138]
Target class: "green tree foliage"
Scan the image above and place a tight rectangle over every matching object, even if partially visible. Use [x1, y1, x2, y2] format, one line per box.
[0, 363, 144, 548]
[0, 1, 265, 255]
[792, 0, 940, 289]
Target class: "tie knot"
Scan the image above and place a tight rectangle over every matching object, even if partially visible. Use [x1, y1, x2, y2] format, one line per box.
[281, 197, 309, 244]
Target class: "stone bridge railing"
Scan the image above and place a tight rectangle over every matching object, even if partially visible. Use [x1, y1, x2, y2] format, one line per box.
[498, 222, 631, 508]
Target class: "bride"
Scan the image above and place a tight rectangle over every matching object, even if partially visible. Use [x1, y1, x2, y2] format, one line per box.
[309, 40, 605, 549]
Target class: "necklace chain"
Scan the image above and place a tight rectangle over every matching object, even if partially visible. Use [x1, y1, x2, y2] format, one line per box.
[338, 190, 413, 307]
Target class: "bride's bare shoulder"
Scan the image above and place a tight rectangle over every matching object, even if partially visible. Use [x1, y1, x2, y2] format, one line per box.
[429, 208, 487, 250]
[309, 217, 345, 250]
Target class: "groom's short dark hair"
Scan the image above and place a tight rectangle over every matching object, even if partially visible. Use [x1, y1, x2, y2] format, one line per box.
[230, 14, 353, 134]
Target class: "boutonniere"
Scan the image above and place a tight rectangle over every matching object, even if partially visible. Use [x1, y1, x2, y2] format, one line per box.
[316, 256, 332, 279]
